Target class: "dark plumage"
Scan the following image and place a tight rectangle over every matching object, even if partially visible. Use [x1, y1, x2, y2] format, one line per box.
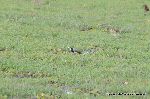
[144, 4, 149, 12]
[68, 47, 82, 54]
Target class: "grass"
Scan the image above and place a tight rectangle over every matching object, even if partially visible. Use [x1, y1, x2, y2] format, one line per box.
[0, 0, 150, 98]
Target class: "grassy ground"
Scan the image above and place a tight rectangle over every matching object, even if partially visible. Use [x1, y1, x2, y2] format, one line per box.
[0, 0, 150, 98]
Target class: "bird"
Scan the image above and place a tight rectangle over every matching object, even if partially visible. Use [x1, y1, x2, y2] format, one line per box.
[68, 47, 82, 54]
[144, 4, 149, 12]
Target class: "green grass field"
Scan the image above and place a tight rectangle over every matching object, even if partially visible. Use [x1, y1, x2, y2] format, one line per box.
[0, 0, 150, 98]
